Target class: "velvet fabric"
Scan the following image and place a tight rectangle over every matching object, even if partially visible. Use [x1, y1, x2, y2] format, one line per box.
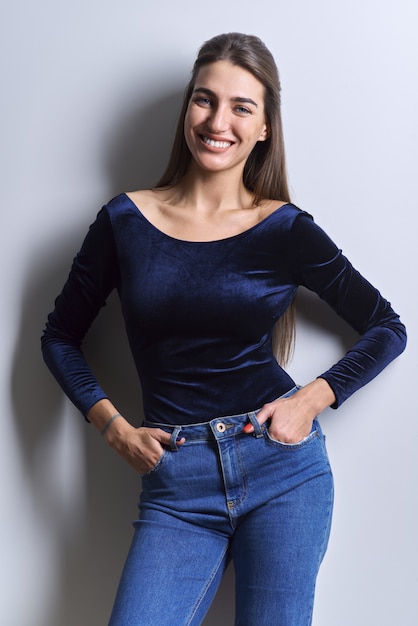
[41, 193, 406, 425]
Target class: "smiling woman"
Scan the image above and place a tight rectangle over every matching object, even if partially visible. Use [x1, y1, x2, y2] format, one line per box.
[183, 61, 270, 177]
[41, 32, 406, 626]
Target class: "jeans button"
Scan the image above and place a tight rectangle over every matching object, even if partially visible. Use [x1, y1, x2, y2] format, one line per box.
[216, 422, 226, 433]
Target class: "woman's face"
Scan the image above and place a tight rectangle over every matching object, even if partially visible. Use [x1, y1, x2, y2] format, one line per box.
[184, 60, 269, 176]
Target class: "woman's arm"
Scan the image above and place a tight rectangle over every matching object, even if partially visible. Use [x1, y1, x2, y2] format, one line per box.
[42, 207, 185, 472]
[289, 213, 407, 407]
[41, 207, 119, 417]
[247, 212, 406, 441]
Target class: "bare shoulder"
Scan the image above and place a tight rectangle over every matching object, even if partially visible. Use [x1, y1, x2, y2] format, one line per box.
[125, 188, 174, 219]
[126, 188, 158, 209]
[258, 198, 289, 219]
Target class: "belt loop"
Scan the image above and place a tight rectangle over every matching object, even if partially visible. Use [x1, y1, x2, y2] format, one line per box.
[248, 412, 263, 438]
[169, 426, 182, 451]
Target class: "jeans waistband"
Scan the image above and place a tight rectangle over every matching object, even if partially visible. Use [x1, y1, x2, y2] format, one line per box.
[143, 386, 300, 451]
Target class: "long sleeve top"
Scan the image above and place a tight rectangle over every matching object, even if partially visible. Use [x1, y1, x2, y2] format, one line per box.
[41, 193, 407, 425]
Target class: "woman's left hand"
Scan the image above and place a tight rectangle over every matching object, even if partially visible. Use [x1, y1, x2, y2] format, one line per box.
[243, 378, 336, 443]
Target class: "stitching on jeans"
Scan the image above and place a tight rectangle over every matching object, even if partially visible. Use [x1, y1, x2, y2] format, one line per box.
[185, 544, 229, 625]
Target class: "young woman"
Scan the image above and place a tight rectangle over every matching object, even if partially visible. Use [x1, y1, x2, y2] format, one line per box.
[42, 33, 407, 625]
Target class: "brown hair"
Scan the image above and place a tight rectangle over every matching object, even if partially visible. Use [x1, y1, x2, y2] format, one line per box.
[156, 33, 295, 365]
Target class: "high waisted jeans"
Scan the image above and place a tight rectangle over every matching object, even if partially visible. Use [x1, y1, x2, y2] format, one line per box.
[108, 388, 334, 626]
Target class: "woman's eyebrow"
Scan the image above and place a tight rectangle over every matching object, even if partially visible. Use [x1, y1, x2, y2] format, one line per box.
[192, 87, 258, 107]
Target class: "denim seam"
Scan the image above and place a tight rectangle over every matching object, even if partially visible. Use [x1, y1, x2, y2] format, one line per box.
[229, 436, 249, 526]
[307, 480, 334, 625]
[185, 543, 229, 626]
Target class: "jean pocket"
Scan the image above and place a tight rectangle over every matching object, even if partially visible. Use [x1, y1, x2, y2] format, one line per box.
[141, 449, 169, 477]
[264, 427, 319, 450]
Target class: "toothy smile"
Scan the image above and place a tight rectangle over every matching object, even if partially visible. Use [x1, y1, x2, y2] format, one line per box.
[202, 136, 232, 149]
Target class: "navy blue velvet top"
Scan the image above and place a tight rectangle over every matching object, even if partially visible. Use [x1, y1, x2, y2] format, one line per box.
[41, 193, 406, 425]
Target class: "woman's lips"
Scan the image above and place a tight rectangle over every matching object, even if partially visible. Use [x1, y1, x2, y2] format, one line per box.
[201, 135, 233, 149]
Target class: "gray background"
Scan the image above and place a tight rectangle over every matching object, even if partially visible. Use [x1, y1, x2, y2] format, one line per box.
[1, 0, 417, 624]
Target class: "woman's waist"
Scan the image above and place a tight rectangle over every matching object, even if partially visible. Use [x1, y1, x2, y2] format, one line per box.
[141, 369, 296, 427]
[143, 385, 300, 442]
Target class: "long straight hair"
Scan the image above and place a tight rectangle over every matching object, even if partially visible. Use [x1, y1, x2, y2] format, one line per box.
[156, 33, 295, 366]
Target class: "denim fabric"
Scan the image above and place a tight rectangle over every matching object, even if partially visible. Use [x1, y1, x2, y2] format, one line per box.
[109, 388, 334, 626]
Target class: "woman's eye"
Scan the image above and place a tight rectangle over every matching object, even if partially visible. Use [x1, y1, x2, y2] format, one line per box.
[195, 97, 211, 106]
[235, 106, 251, 115]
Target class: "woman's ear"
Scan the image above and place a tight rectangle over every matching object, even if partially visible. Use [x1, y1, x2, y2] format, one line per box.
[258, 123, 270, 142]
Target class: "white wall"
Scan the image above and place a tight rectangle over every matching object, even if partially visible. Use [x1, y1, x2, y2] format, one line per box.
[1, 1, 417, 624]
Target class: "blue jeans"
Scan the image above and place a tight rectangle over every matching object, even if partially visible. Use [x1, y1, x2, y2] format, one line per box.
[108, 388, 334, 626]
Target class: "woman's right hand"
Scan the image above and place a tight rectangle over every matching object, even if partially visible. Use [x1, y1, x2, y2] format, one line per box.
[105, 420, 184, 474]
[87, 399, 184, 474]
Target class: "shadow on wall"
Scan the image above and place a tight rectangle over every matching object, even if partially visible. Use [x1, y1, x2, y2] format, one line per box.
[10, 85, 357, 626]
[10, 86, 236, 626]
[11, 242, 141, 625]
[295, 286, 358, 354]
[103, 86, 184, 192]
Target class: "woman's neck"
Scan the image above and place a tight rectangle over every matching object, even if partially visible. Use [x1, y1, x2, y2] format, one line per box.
[170, 165, 255, 213]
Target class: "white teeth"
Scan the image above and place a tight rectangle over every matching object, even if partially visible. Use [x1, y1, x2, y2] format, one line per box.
[202, 137, 232, 149]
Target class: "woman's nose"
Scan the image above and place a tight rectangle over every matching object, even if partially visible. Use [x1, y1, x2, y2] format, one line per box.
[207, 106, 229, 133]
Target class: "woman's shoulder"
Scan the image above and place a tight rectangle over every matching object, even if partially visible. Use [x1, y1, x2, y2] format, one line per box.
[258, 198, 312, 227]
[121, 188, 170, 220]
[258, 197, 287, 216]
[103, 189, 156, 219]
[125, 188, 157, 207]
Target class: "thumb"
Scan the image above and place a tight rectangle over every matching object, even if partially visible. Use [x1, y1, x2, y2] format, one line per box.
[152, 428, 185, 447]
[243, 402, 274, 434]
